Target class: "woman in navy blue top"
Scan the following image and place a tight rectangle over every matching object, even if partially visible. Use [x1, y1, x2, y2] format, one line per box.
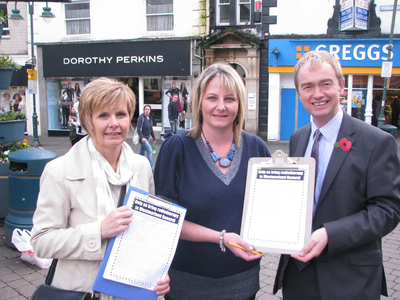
[154, 63, 271, 300]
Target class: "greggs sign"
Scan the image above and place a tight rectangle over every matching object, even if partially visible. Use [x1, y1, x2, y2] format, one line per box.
[268, 38, 399, 68]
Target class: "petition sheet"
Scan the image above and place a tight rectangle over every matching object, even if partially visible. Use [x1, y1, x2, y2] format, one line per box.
[241, 161, 314, 254]
[103, 189, 186, 290]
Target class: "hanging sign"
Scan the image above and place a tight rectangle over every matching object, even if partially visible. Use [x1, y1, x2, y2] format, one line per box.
[340, 0, 369, 31]
[28, 70, 37, 94]
[381, 61, 393, 78]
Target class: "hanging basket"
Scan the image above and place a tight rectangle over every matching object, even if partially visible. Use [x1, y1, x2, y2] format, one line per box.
[0, 67, 14, 90]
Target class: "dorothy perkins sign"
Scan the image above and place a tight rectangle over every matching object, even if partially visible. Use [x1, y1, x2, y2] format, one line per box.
[42, 40, 191, 77]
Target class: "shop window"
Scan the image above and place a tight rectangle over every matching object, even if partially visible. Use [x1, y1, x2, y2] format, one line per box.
[374, 76, 400, 90]
[65, 1, 90, 35]
[144, 78, 162, 105]
[343, 75, 368, 121]
[238, 0, 251, 25]
[143, 78, 162, 126]
[146, 0, 173, 32]
[0, 3, 10, 37]
[352, 75, 368, 89]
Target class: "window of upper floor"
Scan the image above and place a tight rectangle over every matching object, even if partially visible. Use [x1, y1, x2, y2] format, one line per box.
[218, 0, 230, 25]
[65, 1, 90, 35]
[146, 0, 173, 32]
[238, 0, 251, 25]
[217, 0, 251, 26]
[0, 3, 10, 38]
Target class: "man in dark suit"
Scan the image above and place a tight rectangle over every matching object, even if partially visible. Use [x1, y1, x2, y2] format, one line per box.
[273, 50, 400, 300]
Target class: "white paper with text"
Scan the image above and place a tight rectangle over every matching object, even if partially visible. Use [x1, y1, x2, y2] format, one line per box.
[103, 189, 186, 290]
[241, 156, 315, 254]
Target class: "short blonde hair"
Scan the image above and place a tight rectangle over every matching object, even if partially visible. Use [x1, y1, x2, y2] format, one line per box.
[188, 62, 245, 147]
[79, 77, 136, 135]
[294, 50, 344, 91]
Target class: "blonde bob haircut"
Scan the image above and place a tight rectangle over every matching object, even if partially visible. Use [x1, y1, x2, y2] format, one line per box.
[79, 77, 136, 135]
[294, 50, 344, 92]
[188, 62, 246, 147]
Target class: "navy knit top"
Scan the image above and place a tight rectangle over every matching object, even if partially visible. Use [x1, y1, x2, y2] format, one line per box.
[154, 131, 270, 278]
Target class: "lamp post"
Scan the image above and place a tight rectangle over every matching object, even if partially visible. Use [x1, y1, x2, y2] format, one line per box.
[377, 0, 398, 128]
[9, 2, 55, 146]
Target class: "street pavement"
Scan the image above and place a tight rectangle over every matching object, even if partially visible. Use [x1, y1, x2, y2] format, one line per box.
[1, 129, 400, 300]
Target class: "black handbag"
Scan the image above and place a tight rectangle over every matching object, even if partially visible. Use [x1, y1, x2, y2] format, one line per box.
[31, 284, 94, 300]
[31, 185, 127, 300]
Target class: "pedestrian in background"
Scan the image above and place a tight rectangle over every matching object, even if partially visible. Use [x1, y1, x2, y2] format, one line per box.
[31, 77, 170, 299]
[70, 100, 87, 146]
[161, 93, 179, 141]
[137, 104, 156, 169]
[155, 62, 271, 300]
[273, 50, 400, 300]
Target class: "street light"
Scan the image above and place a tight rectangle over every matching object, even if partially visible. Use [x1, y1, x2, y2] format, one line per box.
[10, 3, 23, 26]
[377, 0, 398, 128]
[39, 2, 55, 24]
[9, 2, 55, 146]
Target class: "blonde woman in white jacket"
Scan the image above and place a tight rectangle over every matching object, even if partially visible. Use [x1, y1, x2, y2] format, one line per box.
[31, 78, 170, 299]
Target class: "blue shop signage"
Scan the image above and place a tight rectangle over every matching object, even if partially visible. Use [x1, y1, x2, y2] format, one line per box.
[268, 39, 400, 68]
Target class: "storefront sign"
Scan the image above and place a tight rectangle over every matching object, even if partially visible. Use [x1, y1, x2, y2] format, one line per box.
[42, 40, 191, 77]
[268, 39, 400, 68]
[340, 0, 369, 31]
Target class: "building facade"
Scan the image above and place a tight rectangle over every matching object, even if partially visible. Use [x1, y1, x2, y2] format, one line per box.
[2, 0, 207, 137]
[267, 0, 400, 141]
[202, 0, 277, 137]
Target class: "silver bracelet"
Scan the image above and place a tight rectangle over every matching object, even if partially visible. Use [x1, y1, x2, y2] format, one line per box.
[219, 230, 226, 252]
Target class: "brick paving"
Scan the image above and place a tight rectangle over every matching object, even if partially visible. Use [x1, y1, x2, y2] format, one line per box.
[1, 130, 400, 299]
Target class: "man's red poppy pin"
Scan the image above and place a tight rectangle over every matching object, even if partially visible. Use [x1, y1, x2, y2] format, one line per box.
[334, 138, 356, 151]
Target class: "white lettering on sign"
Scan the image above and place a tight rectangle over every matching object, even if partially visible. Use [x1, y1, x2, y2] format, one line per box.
[315, 44, 394, 61]
[115, 55, 164, 64]
[63, 56, 164, 65]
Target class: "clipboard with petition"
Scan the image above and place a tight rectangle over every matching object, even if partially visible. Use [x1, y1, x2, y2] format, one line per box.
[93, 186, 186, 299]
[240, 150, 315, 255]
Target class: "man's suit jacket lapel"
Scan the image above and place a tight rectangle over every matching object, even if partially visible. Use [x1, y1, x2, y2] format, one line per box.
[317, 113, 355, 209]
[290, 124, 311, 157]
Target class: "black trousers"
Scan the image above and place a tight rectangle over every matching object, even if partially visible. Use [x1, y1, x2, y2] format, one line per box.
[165, 294, 256, 300]
[282, 258, 321, 300]
[62, 106, 70, 128]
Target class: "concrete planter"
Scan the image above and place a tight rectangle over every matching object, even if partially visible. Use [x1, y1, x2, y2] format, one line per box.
[0, 162, 10, 218]
[0, 119, 26, 144]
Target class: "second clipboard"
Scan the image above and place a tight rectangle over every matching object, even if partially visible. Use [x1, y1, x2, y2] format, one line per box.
[240, 150, 315, 255]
